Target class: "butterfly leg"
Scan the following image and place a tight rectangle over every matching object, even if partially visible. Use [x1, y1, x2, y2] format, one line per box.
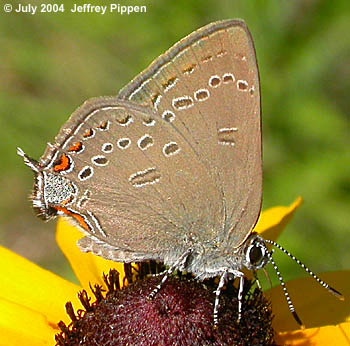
[149, 247, 192, 299]
[237, 274, 245, 322]
[150, 269, 167, 277]
[214, 270, 228, 325]
[253, 270, 261, 289]
[214, 270, 244, 325]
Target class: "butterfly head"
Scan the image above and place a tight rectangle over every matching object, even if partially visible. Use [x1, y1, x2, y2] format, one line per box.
[17, 147, 77, 221]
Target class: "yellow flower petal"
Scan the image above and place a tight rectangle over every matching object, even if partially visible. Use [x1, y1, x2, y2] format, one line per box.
[0, 297, 57, 346]
[254, 197, 303, 241]
[275, 322, 350, 345]
[56, 217, 137, 290]
[0, 246, 82, 326]
[265, 271, 349, 332]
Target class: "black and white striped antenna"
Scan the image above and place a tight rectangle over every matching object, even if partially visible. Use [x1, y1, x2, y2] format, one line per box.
[264, 239, 344, 327]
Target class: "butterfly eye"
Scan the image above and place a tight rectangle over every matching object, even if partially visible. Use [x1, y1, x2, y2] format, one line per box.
[249, 245, 264, 266]
[245, 239, 268, 269]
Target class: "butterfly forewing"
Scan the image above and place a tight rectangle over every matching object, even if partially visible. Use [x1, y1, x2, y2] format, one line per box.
[118, 19, 262, 248]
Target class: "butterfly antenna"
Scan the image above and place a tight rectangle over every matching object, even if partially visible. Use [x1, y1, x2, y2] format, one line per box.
[17, 147, 40, 172]
[265, 239, 344, 300]
[267, 250, 304, 328]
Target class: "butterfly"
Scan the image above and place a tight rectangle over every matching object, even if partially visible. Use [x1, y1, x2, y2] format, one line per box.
[19, 19, 342, 325]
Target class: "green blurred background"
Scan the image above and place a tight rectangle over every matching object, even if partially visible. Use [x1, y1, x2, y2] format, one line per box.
[1, 0, 349, 288]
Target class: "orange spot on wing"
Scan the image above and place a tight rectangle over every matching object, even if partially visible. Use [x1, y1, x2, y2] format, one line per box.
[54, 153, 71, 172]
[68, 142, 83, 152]
[54, 206, 90, 231]
[98, 121, 108, 130]
[83, 129, 93, 138]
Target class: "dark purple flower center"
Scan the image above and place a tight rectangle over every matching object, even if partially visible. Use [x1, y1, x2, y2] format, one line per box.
[56, 266, 276, 345]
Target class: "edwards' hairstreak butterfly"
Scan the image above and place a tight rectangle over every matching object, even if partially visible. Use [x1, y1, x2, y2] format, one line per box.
[18, 19, 342, 326]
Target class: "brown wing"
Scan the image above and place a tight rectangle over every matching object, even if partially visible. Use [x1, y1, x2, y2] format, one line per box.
[41, 19, 261, 263]
[118, 19, 262, 248]
[45, 98, 223, 259]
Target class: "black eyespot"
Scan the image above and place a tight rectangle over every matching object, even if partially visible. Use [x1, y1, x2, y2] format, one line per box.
[249, 245, 263, 265]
